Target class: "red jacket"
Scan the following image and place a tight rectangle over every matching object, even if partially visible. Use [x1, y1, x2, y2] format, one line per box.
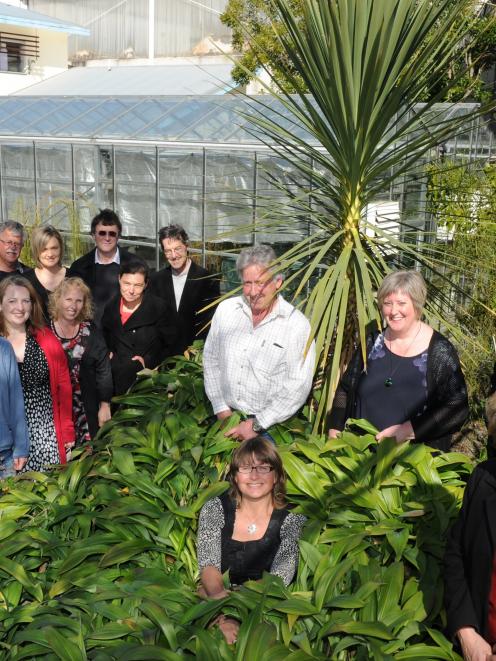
[33, 327, 75, 464]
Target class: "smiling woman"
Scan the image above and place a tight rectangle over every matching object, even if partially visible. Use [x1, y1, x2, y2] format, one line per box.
[328, 270, 469, 451]
[197, 437, 306, 644]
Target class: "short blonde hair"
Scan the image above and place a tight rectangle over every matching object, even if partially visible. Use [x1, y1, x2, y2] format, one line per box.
[377, 270, 427, 319]
[31, 225, 64, 268]
[48, 277, 94, 323]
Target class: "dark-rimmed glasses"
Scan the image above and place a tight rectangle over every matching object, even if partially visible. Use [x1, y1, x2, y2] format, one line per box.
[237, 465, 274, 474]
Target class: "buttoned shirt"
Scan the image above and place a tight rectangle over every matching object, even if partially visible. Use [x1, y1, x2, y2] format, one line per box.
[171, 259, 191, 311]
[94, 247, 121, 265]
[203, 295, 315, 430]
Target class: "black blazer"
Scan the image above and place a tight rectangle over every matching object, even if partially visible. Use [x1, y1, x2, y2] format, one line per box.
[68, 247, 134, 292]
[149, 260, 220, 353]
[444, 459, 496, 642]
[101, 291, 176, 395]
[78, 325, 113, 438]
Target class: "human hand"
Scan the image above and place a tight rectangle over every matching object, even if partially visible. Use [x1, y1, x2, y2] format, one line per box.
[225, 419, 257, 441]
[217, 409, 232, 421]
[13, 457, 27, 471]
[328, 428, 341, 439]
[217, 616, 239, 644]
[457, 627, 492, 660]
[132, 355, 145, 369]
[376, 421, 414, 444]
[98, 402, 111, 427]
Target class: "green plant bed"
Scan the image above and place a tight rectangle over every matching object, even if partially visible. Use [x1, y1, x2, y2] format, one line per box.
[0, 348, 472, 659]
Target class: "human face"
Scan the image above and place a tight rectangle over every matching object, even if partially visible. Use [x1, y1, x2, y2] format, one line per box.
[93, 223, 119, 257]
[39, 237, 61, 270]
[382, 290, 418, 336]
[119, 272, 146, 307]
[58, 286, 84, 324]
[234, 455, 276, 502]
[242, 264, 282, 315]
[162, 238, 188, 273]
[0, 230, 22, 270]
[0, 284, 31, 331]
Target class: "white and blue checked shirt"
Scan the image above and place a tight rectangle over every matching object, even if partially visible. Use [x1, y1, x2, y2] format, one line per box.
[203, 295, 315, 429]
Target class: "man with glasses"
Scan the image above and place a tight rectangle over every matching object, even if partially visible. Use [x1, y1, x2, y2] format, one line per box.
[149, 224, 220, 353]
[203, 244, 315, 442]
[0, 221, 31, 281]
[68, 209, 134, 326]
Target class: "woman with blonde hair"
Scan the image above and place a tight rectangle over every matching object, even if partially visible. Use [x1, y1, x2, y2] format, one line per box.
[49, 277, 112, 445]
[24, 225, 67, 320]
[328, 270, 468, 451]
[197, 437, 306, 643]
[0, 275, 74, 470]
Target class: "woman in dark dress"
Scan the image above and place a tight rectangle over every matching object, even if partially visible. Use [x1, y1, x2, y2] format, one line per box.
[49, 277, 112, 445]
[328, 270, 469, 451]
[197, 437, 306, 644]
[0, 275, 74, 470]
[24, 225, 67, 321]
[101, 259, 176, 396]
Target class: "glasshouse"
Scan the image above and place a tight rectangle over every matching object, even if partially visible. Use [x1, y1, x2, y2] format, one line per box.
[0, 95, 493, 272]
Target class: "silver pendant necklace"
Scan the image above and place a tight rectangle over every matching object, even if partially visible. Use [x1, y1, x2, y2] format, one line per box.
[384, 322, 422, 387]
[247, 522, 257, 534]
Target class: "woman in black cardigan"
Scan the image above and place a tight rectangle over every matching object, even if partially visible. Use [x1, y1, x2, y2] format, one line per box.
[101, 259, 176, 396]
[49, 277, 112, 444]
[328, 270, 468, 451]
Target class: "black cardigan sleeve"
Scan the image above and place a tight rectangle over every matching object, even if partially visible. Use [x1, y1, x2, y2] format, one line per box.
[411, 333, 468, 444]
[87, 328, 113, 403]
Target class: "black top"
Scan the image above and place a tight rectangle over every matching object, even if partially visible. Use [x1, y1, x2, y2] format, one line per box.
[101, 291, 176, 396]
[444, 459, 496, 643]
[355, 335, 428, 430]
[68, 247, 134, 327]
[219, 492, 289, 585]
[0, 262, 32, 282]
[23, 269, 68, 322]
[328, 329, 469, 451]
[149, 260, 220, 353]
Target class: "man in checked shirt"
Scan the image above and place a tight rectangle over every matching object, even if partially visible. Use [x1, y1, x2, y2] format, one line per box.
[203, 244, 315, 441]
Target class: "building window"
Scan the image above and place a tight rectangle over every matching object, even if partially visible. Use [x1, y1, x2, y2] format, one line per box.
[0, 32, 39, 73]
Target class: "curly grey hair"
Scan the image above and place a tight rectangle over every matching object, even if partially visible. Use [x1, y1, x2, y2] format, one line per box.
[236, 244, 283, 281]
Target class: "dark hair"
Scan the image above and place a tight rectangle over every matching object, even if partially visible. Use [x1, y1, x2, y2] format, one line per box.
[90, 209, 122, 235]
[119, 258, 149, 283]
[0, 275, 45, 336]
[158, 224, 189, 249]
[226, 437, 287, 508]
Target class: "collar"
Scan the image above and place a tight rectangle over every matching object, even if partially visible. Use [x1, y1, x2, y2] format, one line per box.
[95, 247, 120, 265]
[238, 294, 290, 321]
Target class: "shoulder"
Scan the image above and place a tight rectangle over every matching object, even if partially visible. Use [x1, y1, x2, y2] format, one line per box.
[119, 248, 135, 264]
[151, 266, 172, 284]
[428, 330, 461, 363]
[199, 497, 225, 523]
[214, 296, 243, 317]
[143, 291, 169, 314]
[470, 459, 496, 488]
[278, 297, 311, 331]
[188, 261, 209, 278]
[70, 249, 95, 270]
[280, 511, 307, 537]
[33, 326, 64, 356]
[0, 336, 13, 359]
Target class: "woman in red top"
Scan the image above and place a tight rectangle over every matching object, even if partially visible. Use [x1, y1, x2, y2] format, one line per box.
[0, 275, 74, 469]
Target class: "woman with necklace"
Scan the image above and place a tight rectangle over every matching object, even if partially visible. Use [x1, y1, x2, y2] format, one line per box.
[49, 277, 112, 447]
[101, 259, 176, 396]
[328, 270, 468, 451]
[24, 226, 67, 321]
[197, 437, 306, 644]
[0, 275, 74, 471]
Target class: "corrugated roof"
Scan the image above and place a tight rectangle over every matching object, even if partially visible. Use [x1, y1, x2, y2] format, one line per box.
[14, 63, 234, 96]
[0, 2, 89, 35]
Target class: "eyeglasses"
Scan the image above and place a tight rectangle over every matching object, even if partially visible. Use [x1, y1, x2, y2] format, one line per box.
[0, 239, 22, 249]
[237, 465, 274, 474]
[97, 230, 118, 238]
[164, 247, 186, 257]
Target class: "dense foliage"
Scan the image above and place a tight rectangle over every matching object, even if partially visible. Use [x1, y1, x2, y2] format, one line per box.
[0, 349, 473, 659]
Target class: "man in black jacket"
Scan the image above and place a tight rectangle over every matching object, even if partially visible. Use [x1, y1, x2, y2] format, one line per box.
[68, 209, 134, 326]
[149, 224, 220, 353]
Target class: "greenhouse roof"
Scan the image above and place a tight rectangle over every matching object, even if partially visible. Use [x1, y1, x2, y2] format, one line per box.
[0, 2, 89, 35]
[0, 95, 485, 149]
[0, 95, 316, 145]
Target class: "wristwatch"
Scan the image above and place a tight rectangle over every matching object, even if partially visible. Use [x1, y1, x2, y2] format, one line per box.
[252, 417, 265, 433]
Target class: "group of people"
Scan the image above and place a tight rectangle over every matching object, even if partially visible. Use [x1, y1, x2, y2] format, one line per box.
[0, 211, 489, 657]
[0, 212, 219, 474]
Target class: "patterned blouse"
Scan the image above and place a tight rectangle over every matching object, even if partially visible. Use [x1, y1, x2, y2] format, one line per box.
[197, 496, 306, 587]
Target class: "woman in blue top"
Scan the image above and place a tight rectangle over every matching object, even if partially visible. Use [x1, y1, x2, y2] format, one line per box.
[0, 336, 29, 477]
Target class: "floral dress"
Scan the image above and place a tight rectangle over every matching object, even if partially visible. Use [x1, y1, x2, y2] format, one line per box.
[19, 335, 59, 472]
[51, 321, 91, 447]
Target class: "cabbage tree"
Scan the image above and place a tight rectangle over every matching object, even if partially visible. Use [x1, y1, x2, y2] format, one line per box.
[233, 0, 496, 430]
